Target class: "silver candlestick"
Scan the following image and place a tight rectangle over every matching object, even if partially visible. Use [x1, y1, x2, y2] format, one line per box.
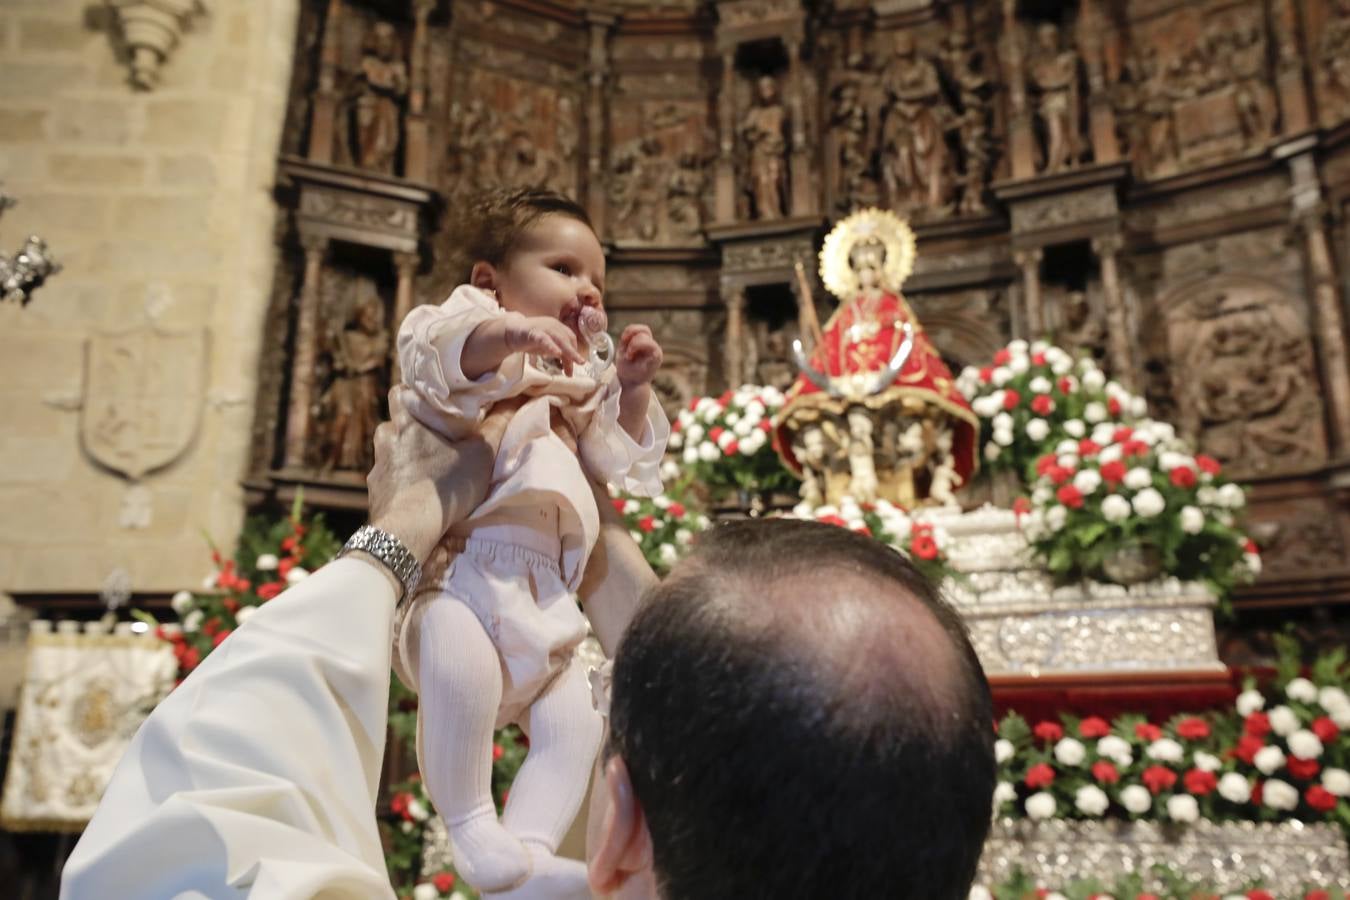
[0, 185, 60, 306]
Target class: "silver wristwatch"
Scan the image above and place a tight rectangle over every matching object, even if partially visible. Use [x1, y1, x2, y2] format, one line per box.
[339, 525, 422, 601]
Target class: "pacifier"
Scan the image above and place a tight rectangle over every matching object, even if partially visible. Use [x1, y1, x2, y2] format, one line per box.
[579, 306, 614, 379]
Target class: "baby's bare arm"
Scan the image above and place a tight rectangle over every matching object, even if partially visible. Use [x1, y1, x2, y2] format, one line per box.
[615, 325, 663, 438]
[462, 314, 586, 380]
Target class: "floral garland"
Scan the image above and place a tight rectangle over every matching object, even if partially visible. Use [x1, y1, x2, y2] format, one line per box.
[1019, 418, 1258, 599]
[972, 868, 1349, 899]
[668, 385, 798, 500]
[785, 496, 955, 585]
[610, 490, 712, 576]
[993, 641, 1350, 833]
[956, 340, 1144, 483]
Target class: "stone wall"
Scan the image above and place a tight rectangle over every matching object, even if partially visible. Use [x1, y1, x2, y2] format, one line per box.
[0, 0, 299, 594]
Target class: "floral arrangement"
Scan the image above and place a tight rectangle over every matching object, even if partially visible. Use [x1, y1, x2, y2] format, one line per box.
[972, 867, 1348, 900]
[993, 640, 1350, 834]
[143, 496, 341, 680]
[785, 496, 954, 585]
[1019, 418, 1258, 599]
[611, 490, 711, 576]
[668, 385, 798, 500]
[955, 340, 1144, 483]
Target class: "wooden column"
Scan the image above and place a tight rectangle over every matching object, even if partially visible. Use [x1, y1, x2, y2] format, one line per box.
[585, 13, 615, 232]
[715, 50, 738, 224]
[1272, 0, 1312, 134]
[1295, 212, 1350, 454]
[307, 0, 344, 165]
[403, 0, 434, 184]
[724, 285, 747, 388]
[786, 39, 813, 216]
[1014, 247, 1044, 337]
[284, 234, 329, 469]
[1093, 233, 1135, 390]
[999, 0, 1036, 180]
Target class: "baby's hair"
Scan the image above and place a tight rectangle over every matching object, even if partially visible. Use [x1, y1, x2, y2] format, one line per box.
[449, 187, 593, 284]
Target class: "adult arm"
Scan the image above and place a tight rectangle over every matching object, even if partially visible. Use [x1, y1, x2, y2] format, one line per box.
[577, 479, 659, 658]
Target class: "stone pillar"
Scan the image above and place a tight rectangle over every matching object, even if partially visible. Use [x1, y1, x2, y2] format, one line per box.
[284, 234, 329, 469]
[1093, 233, 1135, 390]
[1272, 0, 1312, 134]
[307, 0, 343, 165]
[584, 14, 615, 232]
[715, 50, 738, 224]
[391, 251, 419, 382]
[724, 285, 747, 388]
[1077, 0, 1119, 164]
[403, 0, 435, 184]
[786, 39, 813, 216]
[999, 0, 1036, 180]
[1013, 247, 1043, 336]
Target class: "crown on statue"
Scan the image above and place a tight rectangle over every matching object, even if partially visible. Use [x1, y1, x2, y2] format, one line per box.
[818, 208, 917, 301]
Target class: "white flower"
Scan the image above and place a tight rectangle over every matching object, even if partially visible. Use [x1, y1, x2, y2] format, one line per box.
[993, 781, 1017, 807]
[969, 887, 994, 900]
[255, 554, 279, 572]
[1063, 419, 1086, 438]
[1051, 355, 1074, 376]
[652, 495, 672, 510]
[1180, 506, 1205, 534]
[170, 590, 195, 616]
[1319, 686, 1350, 713]
[1055, 438, 1078, 455]
[1269, 705, 1300, 737]
[1085, 402, 1107, 424]
[1045, 894, 1068, 900]
[235, 605, 257, 625]
[744, 400, 766, 419]
[993, 412, 1014, 432]
[972, 394, 1001, 418]
[1334, 706, 1350, 729]
[1026, 418, 1050, 442]
[1193, 751, 1221, 773]
[1286, 677, 1318, 704]
[1101, 494, 1131, 523]
[733, 418, 754, 438]
[1158, 451, 1190, 472]
[1217, 483, 1246, 509]
[1245, 552, 1262, 576]
[698, 441, 720, 462]
[995, 739, 1014, 764]
[993, 428, 1014, 447]
[1120, 784, 1152, 814]
[1124, 467, 1154, 490]
[682, 445, 699, 464]
[401, 820, 414, 834]
[286, 566, 309, 585]
[407, 797, 429, 822]
[1288, 729, 1324, 759]
[1032, 485, 1053, 505]
[1130, 396, 1148, 417]
[1146, 738, 1184, 764]
[1197, 485, 1219, 505]
[1083, 369, 1106, 391]
[686, 423, 705, 443]
[1263, 778, 1299, 811]
[1218, 772, 1252, 803]
[984, 443, 1001, 461]
[201, 572, 218, 591]
[1074, 784, 1109, 817]
[1097, 735, 1133, 766]
[1054, 737, 1086, 766]
[1236, 689, 1266, 716]
[675, 528, 693, 546]
[660, 458, 681, 481]
[724, 412, 740, 426]
[1253, 745, 1286, 775]
[1166, 793, 1199, 823]
[1072, 469, 1101, 495]
[413, 884, 438, 900]
[183, 610, 204, 633]
[991, 366, 1013, 387]
[1025, 791, 1057, 820]
[1322, 767, 1350, 797]
[1131, 488, 1166, 518]
[1057, 453, 1079, 470]
[1045, 505, 1068, 530]
[1008, 339, 1029, 355]
[1009, 355, 1030, 375]
[659, 543, 679, 567]
[624, 499, 641, 514]
[716, 429, 735, 449]
[1029, 376, 1052, 394]
[1097, 444, 1122, 464]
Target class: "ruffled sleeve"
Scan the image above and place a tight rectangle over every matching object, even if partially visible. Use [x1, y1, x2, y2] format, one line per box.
[396, 285, 529, 430]
[578, 382, 670, 498]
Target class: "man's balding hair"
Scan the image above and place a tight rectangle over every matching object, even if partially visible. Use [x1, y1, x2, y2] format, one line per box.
[608, 518, 995, 900]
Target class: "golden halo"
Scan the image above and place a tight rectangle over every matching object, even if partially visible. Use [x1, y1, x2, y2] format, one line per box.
[818, 208, 917, 301]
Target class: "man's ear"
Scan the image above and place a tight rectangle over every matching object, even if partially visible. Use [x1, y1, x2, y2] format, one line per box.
[588, 755, 654, 895]
[469, 261, 499, 295]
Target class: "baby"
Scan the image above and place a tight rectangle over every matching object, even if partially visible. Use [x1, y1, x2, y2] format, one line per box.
[393, 188, 667, 897]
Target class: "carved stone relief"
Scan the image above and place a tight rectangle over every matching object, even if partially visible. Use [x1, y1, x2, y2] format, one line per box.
[1316, 0, 1350, 125]
[608, 102, 710, 245]
[1256, 507, 1348, 578]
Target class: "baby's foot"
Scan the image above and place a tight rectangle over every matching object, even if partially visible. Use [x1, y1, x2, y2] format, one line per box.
[481, 841, 590, 900]
[448, 808, 532, 892]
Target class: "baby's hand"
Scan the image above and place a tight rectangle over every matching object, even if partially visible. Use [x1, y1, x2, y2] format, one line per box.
[503, 313, 587, 374]
[616, 324, 663, 387]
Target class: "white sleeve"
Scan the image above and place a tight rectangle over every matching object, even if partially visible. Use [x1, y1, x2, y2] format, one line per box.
[60, 559, 399, 900]
[396, 284, 529, 428]
[579, 383, 670, 498]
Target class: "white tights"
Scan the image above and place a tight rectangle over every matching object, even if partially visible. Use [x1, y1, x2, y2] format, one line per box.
[413, 596, 601, 897]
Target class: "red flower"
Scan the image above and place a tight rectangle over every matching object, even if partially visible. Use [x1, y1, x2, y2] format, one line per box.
[1012, 497, 1032, 518]
[1003, 389, 1021, 410]
[1079, 716, 1111, 738]
[759, 419, 773, 433]
[994, 348, 1011, 365]
[1306, 892, 1332, 900]
[1135, 722, 1162, 741]
[1049, 465, 1073, 486]
[1107, 396, 1122, 416]
[1036, 454, 1058, 476]
[1141, 765, 1177, 795]
[1288, 756, 1320, 780]
[1169, 466, 1197, 489]
[708, 426, 725, 442]
[1243, 538, 1259, 555]
[1078, 438, 1101, 456]
[1311, 716, 1339, 743]
[979, 366, 994, 383]
[1176, 717, 1210, 740]
[1092, 760, 1120, 784]
[181, 647, 200, 670]
[1196, 454, 1222, 475]
[669, 502, 686, 518]
[257, 581, 285, 600]
[1031, 394, 1055, 415]
[1184, 768, 1218, 796]
[432, 872, 457, 893]
[390, 792, 410, 816]
[1032, 352, 1047, 366]
[281, 536, 298, 552]
[202, 617, 222, 638]
[688, 397, 700, 411]
[1058, 376, 1075, 394]
[718, 390, 733, 405]
[492, 743, 504, 761]
[1251, 780, 1263, 805]
[1025, 762, 1055, 789]
[1245, 712, 1272, 738]
[611, 498, 627, 513]
[212, 629, 232, 648]
[278, 558, 295, 578]
[724, 439, 740, 455]
[1112, 426, 1134, 443]
[1033, 721, 1064, 743]
[1135, 895, 1161, 900]
[222, 597, 240, 614]
[1100, 460, 1127, 484]
[818, 514, 848, 528]
[1056, 484, 1085, 509]
[1121, 439, 1148, 458]
[638, 516, 657, 533]
[1234, 735, 1265, 764]
[910, 534, 939, 561]
[1247, 893, 1275, 900]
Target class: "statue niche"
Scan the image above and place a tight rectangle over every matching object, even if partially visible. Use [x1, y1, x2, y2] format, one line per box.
[337, 21, 409, 175]
[1028, 22, 1084, 175]
[740, 74, 789, 220]
[316, 281, 390, 472]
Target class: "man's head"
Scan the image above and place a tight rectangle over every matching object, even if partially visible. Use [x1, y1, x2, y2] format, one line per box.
[589, 518, 995, 899]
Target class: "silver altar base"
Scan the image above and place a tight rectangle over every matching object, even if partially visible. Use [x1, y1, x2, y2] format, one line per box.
[930, 506, 1225, 677]
[977, 818, 1350, 893]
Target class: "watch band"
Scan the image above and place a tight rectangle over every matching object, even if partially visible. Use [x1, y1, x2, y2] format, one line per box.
[339, 525, 422, 601]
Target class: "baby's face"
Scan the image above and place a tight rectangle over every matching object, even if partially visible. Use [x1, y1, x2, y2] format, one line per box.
[495, 213, 607, 343]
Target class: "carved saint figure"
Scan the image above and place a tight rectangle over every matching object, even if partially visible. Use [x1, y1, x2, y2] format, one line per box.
[829, 76, 871, 213]
[845, 407, 880, 502]
[740, 75, 789, 220]
[351, 22, 408, 175]
[879, 32, 951, 214]
[1029, 23, 1082, 174]
[927, 428, 960, 508]
[791, 424, 828, 507]
[320, 292, 388, 470]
